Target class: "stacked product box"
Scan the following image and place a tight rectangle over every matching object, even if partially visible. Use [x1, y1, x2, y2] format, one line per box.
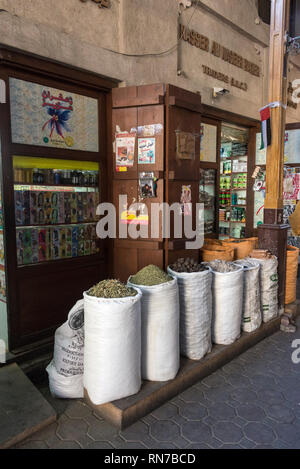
[16, 222, 99, 265]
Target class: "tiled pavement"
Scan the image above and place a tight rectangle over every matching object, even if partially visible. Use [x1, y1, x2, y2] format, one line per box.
[13, 315, 300, 449]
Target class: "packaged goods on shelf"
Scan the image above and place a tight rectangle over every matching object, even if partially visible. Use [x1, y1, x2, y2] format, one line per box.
[168, 262, 212, 361]
[16, 222, 99, 265]
[14, 187, 98, 227]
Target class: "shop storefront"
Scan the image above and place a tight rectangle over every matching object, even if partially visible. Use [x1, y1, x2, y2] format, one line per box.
[0, 2, 299, 359]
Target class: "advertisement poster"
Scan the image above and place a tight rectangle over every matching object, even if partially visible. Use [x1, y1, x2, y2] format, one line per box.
[138, 138, 156, 164]
[254, 190, 265, 228]
[256, 133, 267, 165]
[283, 171, 300, 202]
[180, 185, 192, 216]
[9, 78, 99, 152]
[200, 124, 217, 162]
[176, 132, 195, 160]
[139, 172, 156, 199]
[285, 130, 300, 164]
[115, 133, 135, 170]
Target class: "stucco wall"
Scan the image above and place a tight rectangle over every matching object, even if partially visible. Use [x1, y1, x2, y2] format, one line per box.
[0, 0, 298, 122]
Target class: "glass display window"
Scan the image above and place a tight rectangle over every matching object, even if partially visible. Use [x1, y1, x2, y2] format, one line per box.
[13, 156, 100, 266]
[219, 124, 249, 239]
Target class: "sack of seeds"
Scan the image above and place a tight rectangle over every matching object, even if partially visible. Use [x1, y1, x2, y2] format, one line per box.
[250, 256, 278, 323]
[128, 265, 180, 382]
[167, 258, 212, 360]
[84, 280, 142, 406]
[208, 261, 244, 345]
[235, 259, 262, 333]
[46, 299, 84, 399]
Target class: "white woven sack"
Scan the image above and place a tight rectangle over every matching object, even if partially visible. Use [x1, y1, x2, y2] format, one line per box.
[235, 259, 262, 333]
[211, 265, 244, 345]
[53, 299, 84, 377]
[251, 257, 278, 323]
[128, 277, 180, 382]
[46, 360, 83, 399]
[167, 266, 212, 360]
[83, 289, 142, 406]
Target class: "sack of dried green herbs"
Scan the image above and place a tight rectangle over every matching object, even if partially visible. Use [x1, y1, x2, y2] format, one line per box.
[128, 265, 180, 382]
[83, 279, 142, 405]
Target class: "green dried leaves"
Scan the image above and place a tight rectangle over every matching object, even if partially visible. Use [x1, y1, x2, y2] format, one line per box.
[88, 279, 137, 298]
[131, 265, 172, 286]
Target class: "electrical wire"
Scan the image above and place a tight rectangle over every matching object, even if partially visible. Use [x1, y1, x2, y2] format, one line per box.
[99, 4, 198, 58]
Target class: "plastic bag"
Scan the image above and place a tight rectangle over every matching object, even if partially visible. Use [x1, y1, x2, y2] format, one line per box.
[83, 289, 142, 405]
[210, 265, 244, 345]
[251, 257, 278, 323]
[167, 266, 212, 360]
[46, 360, 83, 399]
[128, 278, 180, 382]
[235, 259, 262, 333]
[53, 300, 84, 377]
[47, 299, 84, 399]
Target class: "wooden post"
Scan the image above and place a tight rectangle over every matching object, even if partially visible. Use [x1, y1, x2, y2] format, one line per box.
[258, 0, 290, 311]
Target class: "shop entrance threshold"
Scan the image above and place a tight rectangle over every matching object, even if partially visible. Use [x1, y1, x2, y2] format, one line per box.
[85, 302, 299, 430]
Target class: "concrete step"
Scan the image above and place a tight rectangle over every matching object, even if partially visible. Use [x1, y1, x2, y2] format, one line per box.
[0, 363, 56, 449]
[85, 302, 300, 429]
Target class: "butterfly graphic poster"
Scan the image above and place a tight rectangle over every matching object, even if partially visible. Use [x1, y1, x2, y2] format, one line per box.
[9, 78, 99, 152]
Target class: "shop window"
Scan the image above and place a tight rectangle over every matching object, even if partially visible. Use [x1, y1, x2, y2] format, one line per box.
[13, 156, 100, 266]
[219, 124, 249, 240]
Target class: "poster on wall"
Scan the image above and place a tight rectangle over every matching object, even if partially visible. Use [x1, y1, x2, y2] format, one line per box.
[138, 138, 156, 164]
[115, 133, 135, 171]
[9, 78, 99, 152]
[200, 124, 217, 162]
[256, 133, 267, 165]
[176, 132, 195, 160]
[253, 190, 265, 228]
[284, 130, 300, 164]
[283, 169, 300, 203]
[180, 185, 192, 216]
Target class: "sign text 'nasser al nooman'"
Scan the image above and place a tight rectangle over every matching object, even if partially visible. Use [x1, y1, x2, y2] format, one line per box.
[180, 24, 261, 78]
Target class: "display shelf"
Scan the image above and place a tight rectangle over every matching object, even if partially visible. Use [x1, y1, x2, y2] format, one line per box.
[16, 221, 98, 228]
[14, 183, 98, 190]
